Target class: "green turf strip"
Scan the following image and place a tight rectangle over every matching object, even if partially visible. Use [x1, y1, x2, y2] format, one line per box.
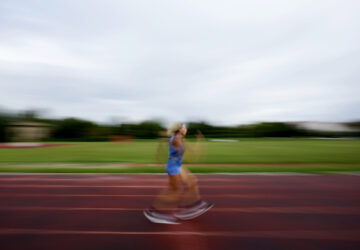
[0, 139, 360, 164]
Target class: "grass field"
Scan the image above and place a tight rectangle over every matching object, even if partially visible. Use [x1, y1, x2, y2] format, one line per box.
[0, 138, 359, 173]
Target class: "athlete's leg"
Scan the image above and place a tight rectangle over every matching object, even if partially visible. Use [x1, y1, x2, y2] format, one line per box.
[173, 167, 214, 220]
[178, 167, 201, 207]
[152, 173, 182, 211]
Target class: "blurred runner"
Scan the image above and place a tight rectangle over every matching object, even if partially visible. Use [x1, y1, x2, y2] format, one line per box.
[144, 122, 213, 224]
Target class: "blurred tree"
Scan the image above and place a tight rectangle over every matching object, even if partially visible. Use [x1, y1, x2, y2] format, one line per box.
[52, 118, 95, 139]
[0, 111, 13, 142]
[0, 117, 7, 142]
[187, 122, 246, 138]
[250, 122, 299, 137]
[17, 110, 40, 121]
[136, 120, 164, 138]
[115, 123, 137, 137]
[115, 120, 164, 138]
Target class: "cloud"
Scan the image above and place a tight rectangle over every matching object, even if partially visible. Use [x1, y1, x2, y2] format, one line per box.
[0, 0, 359, 125]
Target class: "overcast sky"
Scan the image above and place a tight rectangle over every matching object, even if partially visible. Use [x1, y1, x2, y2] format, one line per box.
[0, 0, 359, 125]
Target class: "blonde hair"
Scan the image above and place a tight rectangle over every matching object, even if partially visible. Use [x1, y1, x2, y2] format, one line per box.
[167, 122, 184, 137]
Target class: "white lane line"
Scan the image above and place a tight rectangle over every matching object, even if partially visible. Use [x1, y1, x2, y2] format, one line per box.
[2, 193, 354, 198]
[0, 228, 359, 240]
[2, 172, 359, 176]
[0, 173, 165, 176]
[1, 206, 360, 214]
[0, 185, 165, 188]
[0, 194, 159, 197]
[0, 184, 357, 191]
[0, 178, 251, 182]
[0, 184, 360, 194]
[1, 194, 359, 200]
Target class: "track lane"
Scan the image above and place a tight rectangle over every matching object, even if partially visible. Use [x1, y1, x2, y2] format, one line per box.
[0, 173, 359, 250]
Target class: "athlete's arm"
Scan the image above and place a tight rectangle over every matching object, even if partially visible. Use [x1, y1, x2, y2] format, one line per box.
[171, 136, 181, 148]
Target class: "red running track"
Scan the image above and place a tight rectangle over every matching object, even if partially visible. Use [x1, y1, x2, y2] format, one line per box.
[0, 173, 360, 250]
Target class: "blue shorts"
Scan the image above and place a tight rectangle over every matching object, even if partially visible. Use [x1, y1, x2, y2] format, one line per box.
[166, 164, 181, 175]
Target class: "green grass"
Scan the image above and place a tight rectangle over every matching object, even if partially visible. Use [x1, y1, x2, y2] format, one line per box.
[0, 141, 156, 163]
[0, 138, 359, 173]
[0, 138, 359, 164]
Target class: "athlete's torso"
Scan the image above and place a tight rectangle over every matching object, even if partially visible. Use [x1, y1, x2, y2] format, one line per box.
[167, 135, 184, 166]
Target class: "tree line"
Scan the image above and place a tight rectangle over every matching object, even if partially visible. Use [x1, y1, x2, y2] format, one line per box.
[0, 110, 359, 142]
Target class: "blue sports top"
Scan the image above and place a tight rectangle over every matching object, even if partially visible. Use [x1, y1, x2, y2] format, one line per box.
[167, 135, 184, 167]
